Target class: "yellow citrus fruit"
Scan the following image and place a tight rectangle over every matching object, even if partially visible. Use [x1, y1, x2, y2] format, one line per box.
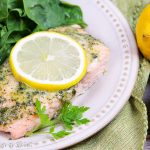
[9, 31, 87, 91]
[136, 4, 150, 60]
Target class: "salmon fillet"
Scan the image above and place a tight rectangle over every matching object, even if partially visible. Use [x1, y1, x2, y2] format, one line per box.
[0, 25, 109, 139]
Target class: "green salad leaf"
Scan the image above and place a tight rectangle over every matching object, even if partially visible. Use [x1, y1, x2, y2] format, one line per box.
[60, 2, 87, 28]
[26, 99, 90, 139]
[0, 0, 8, 20]
[0, 0, 86, 65]
[7, 0, 23, 10]
[23, 0, 86, 30]
[23, 0, 65, 30]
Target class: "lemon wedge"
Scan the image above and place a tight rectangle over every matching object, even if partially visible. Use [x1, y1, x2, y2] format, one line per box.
[9, 31, 87, 91]
[136, 4, 150, 60]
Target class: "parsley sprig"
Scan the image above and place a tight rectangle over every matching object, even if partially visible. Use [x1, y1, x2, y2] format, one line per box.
[59, 101, 90, 130]
[26, 100, 90, 139]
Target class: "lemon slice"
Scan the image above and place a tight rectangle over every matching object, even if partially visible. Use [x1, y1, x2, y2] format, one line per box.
[9, 31, 87, 91]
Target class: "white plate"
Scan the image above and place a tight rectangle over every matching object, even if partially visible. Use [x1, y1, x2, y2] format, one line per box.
[0, 0, 139, 149]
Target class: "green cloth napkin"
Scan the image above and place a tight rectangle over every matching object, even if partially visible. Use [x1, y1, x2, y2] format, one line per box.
[69, 0, 150, 150]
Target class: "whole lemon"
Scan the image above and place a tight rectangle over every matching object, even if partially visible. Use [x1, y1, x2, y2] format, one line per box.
[136, 4, 150, 60]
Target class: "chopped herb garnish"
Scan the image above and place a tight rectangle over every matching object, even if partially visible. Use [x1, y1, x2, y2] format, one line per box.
[51, 130, 71, 140]
[91, 53, 98, 59]
[26, 99, 90, 139]
[59, 101, 90, 130]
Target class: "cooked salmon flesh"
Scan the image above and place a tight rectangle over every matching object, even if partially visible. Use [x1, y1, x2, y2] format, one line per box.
[0, 25, 109, 139]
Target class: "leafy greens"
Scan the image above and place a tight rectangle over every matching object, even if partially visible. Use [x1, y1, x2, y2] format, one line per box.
[26, 100, 90, 139]
[0, 0, 86, 65]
